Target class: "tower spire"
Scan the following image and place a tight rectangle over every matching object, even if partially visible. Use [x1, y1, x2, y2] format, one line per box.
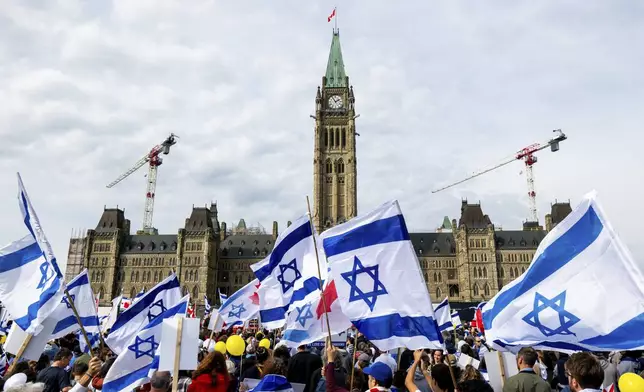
[324, 29, 347, 87]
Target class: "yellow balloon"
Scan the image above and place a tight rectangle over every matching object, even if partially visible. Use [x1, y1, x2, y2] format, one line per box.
[226, 334, 246, 357]
[619, 373, 644, 392]
[215, 341, 227, 355]
[259, 338, 271, 349]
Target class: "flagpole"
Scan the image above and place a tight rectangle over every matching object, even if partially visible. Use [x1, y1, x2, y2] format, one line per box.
[64, 288, 95, 357]
[172, 317, 184, 392]
[7, 334, 33, 374]
[305, 196, 333, 342]
[334, 7, 338, 32]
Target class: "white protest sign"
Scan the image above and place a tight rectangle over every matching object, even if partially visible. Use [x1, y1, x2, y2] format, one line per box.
[158, 316, 199, 373]
[484, 351, 519, 392]
[457, 353, 480, 369]
[5, 316, 57, 361]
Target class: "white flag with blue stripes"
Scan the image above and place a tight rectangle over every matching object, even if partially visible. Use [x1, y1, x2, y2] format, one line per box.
[218, 278, 260, 328]
[434, 297, 454, 333]
[321, 200, 443, 350]
[451, 311, 462, 329]
[105, 274, 181, 354]
[203, 295, 211, 317]
[102, 296, 189, 392]
[218, 290, 227, 305]
[0, 174, 65, 335]
[50, 270, 101, 348]
[483, 192, 644, 352]
[251, 215, 324, 329]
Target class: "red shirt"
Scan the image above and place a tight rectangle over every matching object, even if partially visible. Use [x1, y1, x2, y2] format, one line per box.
[188, 373, 230, 392]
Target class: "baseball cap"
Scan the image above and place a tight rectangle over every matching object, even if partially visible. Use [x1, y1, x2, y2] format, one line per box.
[363, 362, 392, 384]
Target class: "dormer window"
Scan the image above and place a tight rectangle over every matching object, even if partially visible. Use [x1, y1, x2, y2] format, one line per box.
[138, 242, 144, 250]
[160, 242, 166, 251]
[238, 249, 243, 256]
[241, 240, 245, 246]
[418, 248, 423, 255]
[434, 246, 440, 253]
[171, 242, 177, 251]
[148, 242, 155, 251]
[520, 239, 527, 246]
[228, 240, 233, 246]
[266, 240, 271, 245]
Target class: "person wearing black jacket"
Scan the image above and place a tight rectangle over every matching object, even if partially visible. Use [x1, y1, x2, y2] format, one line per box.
[288, 345, 323, 392]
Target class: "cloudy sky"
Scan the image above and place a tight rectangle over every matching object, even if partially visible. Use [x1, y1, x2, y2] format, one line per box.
[1, 1, 642, 272]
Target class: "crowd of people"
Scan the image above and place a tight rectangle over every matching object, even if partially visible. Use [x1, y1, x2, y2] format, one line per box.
[0, 322, 642, 392]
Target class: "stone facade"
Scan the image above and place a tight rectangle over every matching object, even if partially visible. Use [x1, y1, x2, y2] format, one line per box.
[65, 30, 573, 308]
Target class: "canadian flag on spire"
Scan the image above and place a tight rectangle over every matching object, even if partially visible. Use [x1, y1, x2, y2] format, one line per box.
[328, 8, 336, 23]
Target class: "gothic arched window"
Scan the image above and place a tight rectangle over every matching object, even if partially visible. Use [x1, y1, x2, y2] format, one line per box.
[192, 286, 199, 299]
[438, 273, 442, 283]
[473, 284, 479, 296]
[195, 270, 199, 281]
[433, 272, 438, 282]
[341, 128, 346, 148]
[324, 129, 329, 147]
[484, 283, 490, 297]
[473, 268, 478, 278]
[483, 267, 487, 279]
[436, 287, 442, 299]
[131, 288, 137, 298]
[335, 128, 340, 148]
[326, 159, 333, 173]
[329, 129, 334, 147]
[336, 159, 345, 174]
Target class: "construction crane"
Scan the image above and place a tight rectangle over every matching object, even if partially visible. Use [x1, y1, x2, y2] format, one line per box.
[106, 133, 178, 234]
[432, 129, 567, 223]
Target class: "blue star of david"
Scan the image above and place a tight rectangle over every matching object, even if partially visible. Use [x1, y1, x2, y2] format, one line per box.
[147, 299, 166, 322]
[277, 259, 302, 293]
[128, 335, 159, 359]
[61, 294, 76, 309]
[228, 303, 246, 319]
[37, 262, 55, 290]
[522, 291, 580, 337]
[295, 303, 314, 327]
[341, 256, 388, 311]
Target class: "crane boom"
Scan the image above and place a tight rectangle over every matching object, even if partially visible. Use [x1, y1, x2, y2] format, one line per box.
[106, 133, 178, 233]
[432, 129, 567, 222]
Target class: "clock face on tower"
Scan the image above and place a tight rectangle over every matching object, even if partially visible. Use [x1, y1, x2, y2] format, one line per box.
[328, 95, 343, 109]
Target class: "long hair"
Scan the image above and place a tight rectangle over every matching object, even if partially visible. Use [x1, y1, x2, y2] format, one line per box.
[193, 351, 230, 385]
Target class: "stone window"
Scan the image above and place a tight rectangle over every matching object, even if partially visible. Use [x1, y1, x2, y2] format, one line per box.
[473, 268, 478, 278]
[326, 159, 333, 173]
[481, 239, 486, 248]
[473, 284, 479, 296]
[475, 239, 480, 247]
[436, 287, 442, 299]
[336, 159, 345, 174]
[484, 283, 490, 297]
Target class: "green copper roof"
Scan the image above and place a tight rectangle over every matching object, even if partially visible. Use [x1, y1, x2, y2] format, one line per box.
[325, 30, 347, 87]
[441, 216, 452, 230]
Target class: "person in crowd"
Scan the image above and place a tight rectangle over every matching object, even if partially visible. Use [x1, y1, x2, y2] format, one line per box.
[71, 362, 88, 387]
[4, 361, 37, 384]
[457, 379, 493, 392]
[459, 344, 477, 361]
[373, 352, 396, 374]
[404, 350, 431, 392]
[322, 346, 360, 392]
[554, 353, 570, 391]
[176, 370, 193, 392]
[273, 344, 291, 364]
[150, 372, 171, 392]
[432, 350, 445, 366]
[591, 353, 617, 390]
[188, 351, 230, 392]
[287, 345, 323, 392]
[406, 351, 455, 392]
[617, 351, 642, 377]
[459, 365, 483, 383]
[36, 348, 73, 392]
[502, 347, 550, 392]
[363, 362, 393, 392]
[241, 347, 269, 381]
[564, 352, 604, 392]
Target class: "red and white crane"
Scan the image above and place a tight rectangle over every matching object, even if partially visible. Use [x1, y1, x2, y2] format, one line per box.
[106, 133, 178, 234]
[432, 130, 567, 223]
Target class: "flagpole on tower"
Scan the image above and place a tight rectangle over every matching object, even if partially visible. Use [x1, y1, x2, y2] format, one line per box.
[305, 196, 333, 343]
[334, 6, 338, 32]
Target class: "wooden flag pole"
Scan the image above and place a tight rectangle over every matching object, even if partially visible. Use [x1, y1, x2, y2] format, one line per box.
[497, 351, 507, 388]
[172, 317, 184, 392]
[444, 356, 458, 391]
[349, 341, 358, 392]
[305, 196, 333, 343]
[64, 288, 95, 357]
[7, 334, 33, 374]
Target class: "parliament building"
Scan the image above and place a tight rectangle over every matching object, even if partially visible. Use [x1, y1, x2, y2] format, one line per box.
[65, 30, 572, 311]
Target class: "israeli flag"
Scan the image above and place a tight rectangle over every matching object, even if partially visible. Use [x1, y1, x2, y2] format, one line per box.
[434, 297, 454, 332]
[102, 296, 189, 392]
[250, 375, 294, 392]
[251, 215, 324, 329]
[204, 295, 211, 317]
[106, 274, 181, 354]
[219, 279, 260, 328]
[0, 308, 11, 336]
[218, 290, 228, 304]
[321, 200, 443, 350]
[451, 311, 462, 329]
[50, 270, 101, 341]
[0, 174, 65, 335]
[483, 192, 644, 352]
